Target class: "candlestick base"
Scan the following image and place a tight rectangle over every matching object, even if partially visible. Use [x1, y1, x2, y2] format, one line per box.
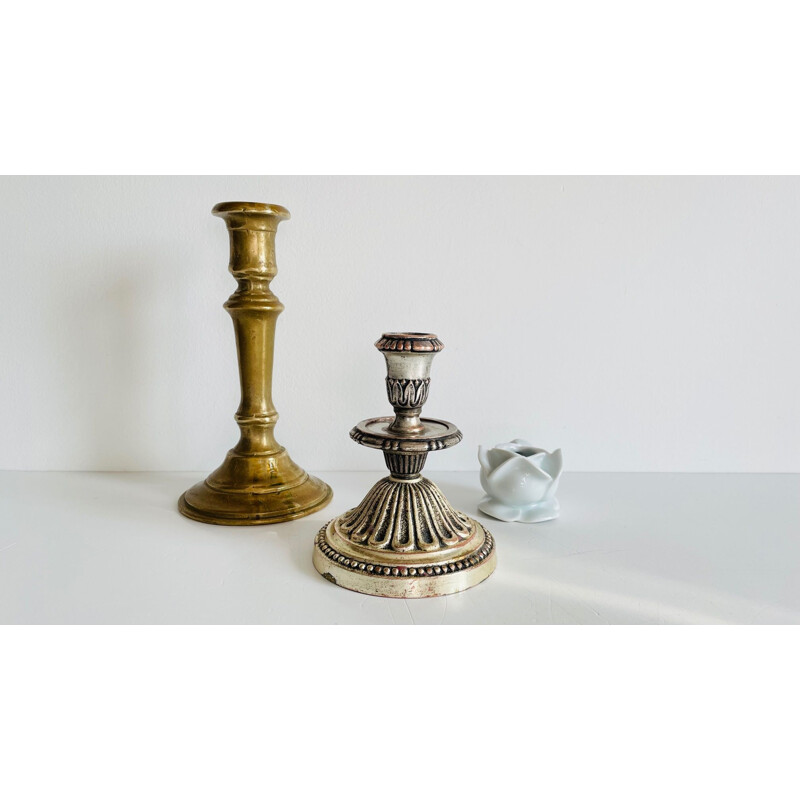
[314, 475, 495, 598]
[179, 447, 332, 526]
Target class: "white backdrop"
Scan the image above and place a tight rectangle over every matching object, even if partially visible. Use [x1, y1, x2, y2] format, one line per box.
[1, 176, 798, 472]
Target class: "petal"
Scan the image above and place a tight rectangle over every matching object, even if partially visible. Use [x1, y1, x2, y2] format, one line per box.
[526, 452, 548, 469]
[509, 439, 544, 458]
[485, 446, 519, 472]
[513, 454, 552, 482]
[518, 497, 560, 523]
[542, 473, 562, 500]
[493, 441, 523, 454]
[539, 448, 563, 480]
[485, 453, 551, 504]
[478, 496, 522, 522]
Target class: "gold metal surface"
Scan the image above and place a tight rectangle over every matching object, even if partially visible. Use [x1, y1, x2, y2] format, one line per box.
[179, 202, 332, 525]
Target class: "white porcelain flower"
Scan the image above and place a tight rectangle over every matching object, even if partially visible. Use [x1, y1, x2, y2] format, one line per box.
[478, 439, 563, 523]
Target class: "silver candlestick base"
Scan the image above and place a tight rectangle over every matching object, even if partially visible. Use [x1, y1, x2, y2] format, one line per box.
[313, 332, 496, 598]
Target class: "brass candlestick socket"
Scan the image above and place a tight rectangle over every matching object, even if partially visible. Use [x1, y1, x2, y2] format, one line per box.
[179, 202, 332, 525]
[313, 333, 496, 598]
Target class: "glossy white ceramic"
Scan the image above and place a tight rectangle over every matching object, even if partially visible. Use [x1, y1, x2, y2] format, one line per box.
[478, 439, 563, 523]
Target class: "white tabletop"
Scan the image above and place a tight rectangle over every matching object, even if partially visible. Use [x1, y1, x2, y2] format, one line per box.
[1, 471, 798, 624]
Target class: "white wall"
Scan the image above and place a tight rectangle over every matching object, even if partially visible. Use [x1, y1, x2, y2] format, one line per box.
[1, 176, 798, 472]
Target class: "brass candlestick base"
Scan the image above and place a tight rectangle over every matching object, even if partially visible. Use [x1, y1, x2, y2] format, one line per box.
[313, 333, 496, 597]
[179, 202, 332, 525]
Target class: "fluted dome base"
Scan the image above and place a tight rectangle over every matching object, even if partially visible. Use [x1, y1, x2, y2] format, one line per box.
[313, 476, 496, 598]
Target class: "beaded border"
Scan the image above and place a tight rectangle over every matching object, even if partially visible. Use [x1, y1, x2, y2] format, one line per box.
[375, 334, 444, 353]
[349, 419, 462, 452]
[314, 524, 495, 578]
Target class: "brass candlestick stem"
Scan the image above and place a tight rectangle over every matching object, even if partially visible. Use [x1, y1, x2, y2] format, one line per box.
[179, 202, 332, 525]
[313, 333, 496, 597]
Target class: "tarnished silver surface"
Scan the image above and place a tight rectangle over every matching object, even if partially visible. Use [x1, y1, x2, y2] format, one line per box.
[350, 417, 462, 452]
[314, 332, 496, 598]
[378, 332, 442, 435]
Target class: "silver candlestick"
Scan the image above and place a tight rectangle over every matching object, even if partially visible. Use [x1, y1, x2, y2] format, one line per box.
[313, 332, 496, 598]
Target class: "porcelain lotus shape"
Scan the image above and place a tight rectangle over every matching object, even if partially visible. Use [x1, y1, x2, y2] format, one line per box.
[478, 440, 563, 523]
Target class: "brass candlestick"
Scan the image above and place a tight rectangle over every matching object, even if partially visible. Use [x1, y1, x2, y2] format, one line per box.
[313, 333, 496, 597]
[179, 202, 332, 525]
